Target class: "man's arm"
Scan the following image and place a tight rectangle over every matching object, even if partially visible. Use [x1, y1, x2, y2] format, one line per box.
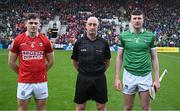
[151, 48, 160, 91]
[72, 59, 79, 70]
[114, 48, 123, 90]
[104, 59, 110, 70]
[45, 52, 54, 71]
[8, 51, 19, 74]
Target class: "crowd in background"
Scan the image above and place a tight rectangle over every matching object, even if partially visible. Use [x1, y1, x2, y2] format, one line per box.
[0, 0, 180, 48]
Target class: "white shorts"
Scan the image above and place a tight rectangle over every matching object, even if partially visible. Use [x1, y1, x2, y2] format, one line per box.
[122, 69, 152, 95]
[17, 82, 48, 100]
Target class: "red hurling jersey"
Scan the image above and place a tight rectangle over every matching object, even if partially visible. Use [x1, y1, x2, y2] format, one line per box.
[10, 32, 53, 83]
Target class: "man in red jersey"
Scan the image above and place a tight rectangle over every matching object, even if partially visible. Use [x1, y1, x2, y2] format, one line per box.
[8, 13, 54, 111]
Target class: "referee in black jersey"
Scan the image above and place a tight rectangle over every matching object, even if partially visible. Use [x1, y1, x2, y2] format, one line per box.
[71, 16, 111, 111]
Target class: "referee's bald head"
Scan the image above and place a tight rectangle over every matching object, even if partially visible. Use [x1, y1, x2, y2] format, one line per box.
[86, 17, 99, 26]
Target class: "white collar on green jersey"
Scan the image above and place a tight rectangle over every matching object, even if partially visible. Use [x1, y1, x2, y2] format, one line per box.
[129, 23, 144, 33]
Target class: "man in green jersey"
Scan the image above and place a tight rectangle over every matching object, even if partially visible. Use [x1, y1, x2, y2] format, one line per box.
[114, 9, 160, 110]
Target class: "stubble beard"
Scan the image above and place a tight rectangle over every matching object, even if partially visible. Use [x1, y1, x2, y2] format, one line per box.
[28, 30, 37, 37]
[87, 30, 97, 41]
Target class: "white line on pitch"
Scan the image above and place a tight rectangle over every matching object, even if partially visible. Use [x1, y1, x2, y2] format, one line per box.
[158, 53, 180, 60]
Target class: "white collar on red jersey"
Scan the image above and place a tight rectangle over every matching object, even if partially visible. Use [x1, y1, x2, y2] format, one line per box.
[26, 31, 39, 37]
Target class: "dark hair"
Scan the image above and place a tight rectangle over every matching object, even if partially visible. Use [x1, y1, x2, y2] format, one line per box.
[131, 9, 144, 16]
[26, 13, 39, 20]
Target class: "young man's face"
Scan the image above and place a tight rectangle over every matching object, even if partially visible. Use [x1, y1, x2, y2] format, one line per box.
[86, 17, 99, 36]
[26, 18, 40, 33]
[131, 15, 144, 29]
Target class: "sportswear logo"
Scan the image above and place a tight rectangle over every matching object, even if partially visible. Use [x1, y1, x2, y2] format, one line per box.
[80, 49, 87, 52]
[124, 84, 128, 89]
[41, 92, 47, 95]
[21, 90, 25, 96]
[134, 38, 140, 43]
[39, 43, 43, 46]
[30, 42, 35, 48]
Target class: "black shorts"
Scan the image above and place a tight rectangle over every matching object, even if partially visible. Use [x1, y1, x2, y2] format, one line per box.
[74, 74, 108, 104]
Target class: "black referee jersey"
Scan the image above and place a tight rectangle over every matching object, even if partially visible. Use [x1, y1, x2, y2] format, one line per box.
[71, 35, 111, 76]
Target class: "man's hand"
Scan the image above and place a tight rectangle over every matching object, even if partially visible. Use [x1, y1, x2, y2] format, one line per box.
[153, 80, 160, 92]
[114, 79, 122, 91]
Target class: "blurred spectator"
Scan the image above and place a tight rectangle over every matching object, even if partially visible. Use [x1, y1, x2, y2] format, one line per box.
[0, 0, 179, 47]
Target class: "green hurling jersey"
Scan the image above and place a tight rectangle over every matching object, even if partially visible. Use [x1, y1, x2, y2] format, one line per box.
[119, 30, 156, 76]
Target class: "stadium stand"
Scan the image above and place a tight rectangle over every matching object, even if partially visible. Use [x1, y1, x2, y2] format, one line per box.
[0, 0, 179, 48]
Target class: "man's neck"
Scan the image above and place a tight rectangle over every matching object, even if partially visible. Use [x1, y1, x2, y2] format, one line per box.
[26, 32, 38, 38]
[131, 27, 144, 34]
[87, 34, 97, 41]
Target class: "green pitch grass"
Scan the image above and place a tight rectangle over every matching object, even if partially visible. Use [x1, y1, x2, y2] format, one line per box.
[0, 49, 180, 110]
